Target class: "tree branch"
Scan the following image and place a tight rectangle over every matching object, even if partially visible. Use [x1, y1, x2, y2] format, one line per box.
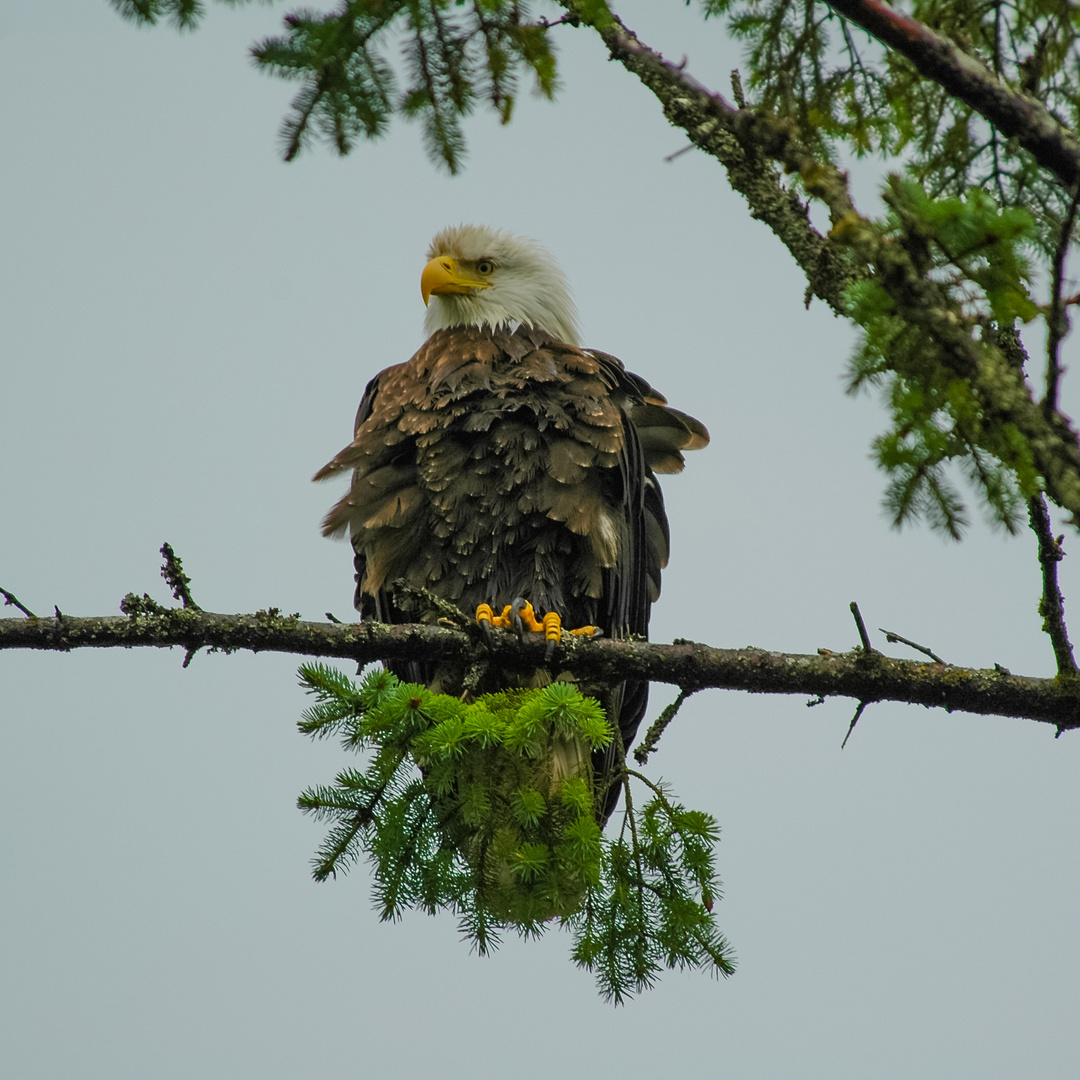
[557, 1, 859, 316]
[1045, 181, 1080, 420]
[561, 3, 1080, 526]
[2, 602, 1079, 733]
[824, 0, 1080, 190]
[1028, 494, 1079, 679]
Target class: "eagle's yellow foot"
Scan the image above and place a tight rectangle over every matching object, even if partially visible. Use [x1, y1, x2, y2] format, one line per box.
[513, 599, 604, 660]
[477, 602, 510, 641]
[506, 599, 557, 659]
[509, 598, 545, 635]
[477, 600, 601, 657]
[541, 610, 563, 662]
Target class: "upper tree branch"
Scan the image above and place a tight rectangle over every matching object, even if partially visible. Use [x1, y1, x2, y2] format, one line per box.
[2, 605, 1078, 733]
[1046, 182, 1080, 419]
[557, 1, 859, 316]
[825, 0, 1080, 190]
[560, 3, 1080, 524]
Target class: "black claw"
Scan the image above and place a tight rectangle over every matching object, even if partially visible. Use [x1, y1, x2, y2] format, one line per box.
[544, 638, 557, 663]
[509, 596, 528, 639]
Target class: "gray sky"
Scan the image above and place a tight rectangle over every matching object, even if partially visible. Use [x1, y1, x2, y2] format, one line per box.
[2, 4, 1078, 1077]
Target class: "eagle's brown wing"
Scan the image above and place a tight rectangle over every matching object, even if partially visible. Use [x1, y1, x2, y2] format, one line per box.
[315, 325, 708, 817]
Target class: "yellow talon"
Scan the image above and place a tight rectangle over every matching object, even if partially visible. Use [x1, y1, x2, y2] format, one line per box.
[477, 602, 515, 629]
[477, 600, 600, 643]
[511, 599, 545, 633]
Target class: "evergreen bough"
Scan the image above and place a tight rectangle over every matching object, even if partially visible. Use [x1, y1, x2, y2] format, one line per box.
[844, 179, 1041, 538]
[297, 663, 735, 1002]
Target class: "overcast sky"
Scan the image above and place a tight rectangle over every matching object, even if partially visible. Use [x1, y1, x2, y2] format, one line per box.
[2, 3, 1078, 1078]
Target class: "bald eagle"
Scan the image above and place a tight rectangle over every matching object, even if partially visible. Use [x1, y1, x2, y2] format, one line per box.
[316, 225, 708, 820]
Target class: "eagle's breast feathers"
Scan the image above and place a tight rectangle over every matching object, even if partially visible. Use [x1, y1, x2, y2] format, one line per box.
[316, 323, 704, 627]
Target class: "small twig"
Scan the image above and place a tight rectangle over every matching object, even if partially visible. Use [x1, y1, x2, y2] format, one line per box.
[0, 587, 37, 619]
[615, 730, 647, 921]
[634, 687, 695, 764]
[879, 629, 945, 665]
[159, 542, 201, 611]
[841, 700, 868, 749]
[624, 767, 674, 804]
[325, 612, 343, 624]
[537, 13, 578, 29]
[806, 695, 825, 708]
[730, 68, 745, 108]
[1045, 183, 1080, 420]
[460, 653, 489, 697]
[663, 143, 695, 163]
[1028, 495, 1079, 678]
[849, 601, 875, 654]
[388, 579, 467, 627]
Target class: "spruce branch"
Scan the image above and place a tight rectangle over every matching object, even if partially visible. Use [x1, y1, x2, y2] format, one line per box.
[560, 5, 1080, 529]
[249, 0, 556, 171]
[558, 0, 858, 315]
[296, 669, 731, 1000]
[110, 0, 207, 31]
[823, 0, 1080, 191]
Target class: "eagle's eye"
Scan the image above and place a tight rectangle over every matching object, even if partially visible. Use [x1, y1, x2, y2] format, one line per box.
[475, 259, 495, 275]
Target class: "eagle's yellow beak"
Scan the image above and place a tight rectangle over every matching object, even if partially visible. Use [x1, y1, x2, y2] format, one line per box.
[421, 256, 491, 306]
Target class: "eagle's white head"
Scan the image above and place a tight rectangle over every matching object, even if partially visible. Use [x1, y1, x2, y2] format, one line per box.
[421, 224, 581, 346]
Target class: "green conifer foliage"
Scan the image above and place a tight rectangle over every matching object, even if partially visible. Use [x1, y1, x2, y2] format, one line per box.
[253, 1, 558, 169]
[703, 1, 1080, 253]
[112, 2, 562, 169]
[111, 0, 208, 30]
[297, 664, 735, 1002]
[703, 0, 1072, 534]
[844, 180, 1040, 536]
